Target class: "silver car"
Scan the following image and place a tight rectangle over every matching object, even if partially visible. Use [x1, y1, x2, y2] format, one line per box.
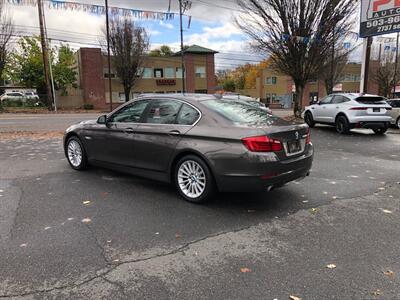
[303, 93, 392, 134]
[386, 99, 400, 129]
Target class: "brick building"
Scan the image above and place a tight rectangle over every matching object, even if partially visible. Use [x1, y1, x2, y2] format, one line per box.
[247, 62, 380, 109]
[64, 45, 217, 110]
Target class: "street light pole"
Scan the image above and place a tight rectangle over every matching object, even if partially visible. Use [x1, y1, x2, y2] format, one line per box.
[330, 28, 335, 94]
[105, 0, 113, 111]
[393, 32, 399, 98]
[179, 0, 185, 94]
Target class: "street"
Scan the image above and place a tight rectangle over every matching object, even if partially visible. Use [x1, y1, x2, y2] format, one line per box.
[1, 113, 400, 299]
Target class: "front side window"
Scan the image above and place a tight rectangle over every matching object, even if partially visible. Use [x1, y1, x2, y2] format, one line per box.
[177, 104, 200, 125]
[195, 66, 206, 78]
[332, 95, 344, 104]
[145, 99, 182, 124]
[109, 100, 150, 123]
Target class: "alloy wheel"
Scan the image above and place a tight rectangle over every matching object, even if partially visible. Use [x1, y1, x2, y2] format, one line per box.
[67, 140, 83, 167]
[177, 160, 206, 199]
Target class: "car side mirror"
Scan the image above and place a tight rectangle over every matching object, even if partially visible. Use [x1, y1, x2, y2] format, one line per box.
[97, 115, 108, 125]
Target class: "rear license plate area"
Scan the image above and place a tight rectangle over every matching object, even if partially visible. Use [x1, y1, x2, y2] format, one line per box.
[373, 108, 380, 112]
[287, 140, 301, 154]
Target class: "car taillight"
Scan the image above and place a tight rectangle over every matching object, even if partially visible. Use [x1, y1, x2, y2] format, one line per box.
[306, 128, 311, 145]
[242, 136, 282, 152]
[350, 107, 368, 110]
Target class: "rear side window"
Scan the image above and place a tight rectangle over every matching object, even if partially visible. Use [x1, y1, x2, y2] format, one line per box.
[177, 104, 200, 125]
[145, 99, 182, 124]
[390, 100, 400, 108]
[355, 96, 386, 104]
[202, 99, 279, 125]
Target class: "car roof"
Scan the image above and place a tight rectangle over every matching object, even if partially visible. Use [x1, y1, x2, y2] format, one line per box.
[330, 93, 384, 99]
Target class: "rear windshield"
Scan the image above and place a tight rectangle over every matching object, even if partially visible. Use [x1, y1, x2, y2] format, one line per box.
[355, 96, 386, 104]
[202, 99, 278, 125]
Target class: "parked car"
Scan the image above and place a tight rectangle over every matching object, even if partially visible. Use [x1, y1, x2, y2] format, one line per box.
[303, 93, 393, 134]
[0, 92, 25, 103]
[386, 99, 400, 129]
[64, 94, 313, 203]
[24, 92, 39, 100]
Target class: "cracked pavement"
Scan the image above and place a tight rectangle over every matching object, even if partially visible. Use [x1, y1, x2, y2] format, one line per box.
[0, 113, 400, 299]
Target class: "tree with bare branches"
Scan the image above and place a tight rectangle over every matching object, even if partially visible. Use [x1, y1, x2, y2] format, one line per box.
[0, 0, 14, 84]
[236, 0, 357, 115]
[319, 41, 355, 95]
[373, 50, 397, 98]
[105, 18, 149, 102]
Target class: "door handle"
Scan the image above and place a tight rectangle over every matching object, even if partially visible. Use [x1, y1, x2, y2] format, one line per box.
[336, 106, 339, 109]
[168, 130, 181, 136]
[124, 127, 135, 134]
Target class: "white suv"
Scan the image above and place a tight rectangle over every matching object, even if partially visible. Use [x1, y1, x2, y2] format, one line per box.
[303, 93, 393, 134]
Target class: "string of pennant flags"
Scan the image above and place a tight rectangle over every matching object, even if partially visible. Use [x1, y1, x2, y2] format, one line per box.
[7, 0, 175, 20]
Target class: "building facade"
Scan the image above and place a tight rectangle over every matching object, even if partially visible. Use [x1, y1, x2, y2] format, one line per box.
[69, 45, 217, 110]
[252, 62, 380, 109]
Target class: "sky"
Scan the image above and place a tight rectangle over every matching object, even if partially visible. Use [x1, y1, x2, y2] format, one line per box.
[6, 0, 265, 70]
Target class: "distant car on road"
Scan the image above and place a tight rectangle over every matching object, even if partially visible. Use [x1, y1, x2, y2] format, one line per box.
[303, 93, 393, 134]
[24, 92, 39, 100]
[386, 99, 400, 129]
[64, 94, 313, 203]
[0, 92, 25, 102]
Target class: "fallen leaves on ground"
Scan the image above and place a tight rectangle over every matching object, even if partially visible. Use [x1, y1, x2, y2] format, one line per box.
[310, 208, 318, 214]
[289, 295, 302, 300]
[81, 218, 91, 223]
[326, 264, 336, 269]
[384, 270, 394, 277]
[0, 131, 64, 140]
[372, 289, 382, 296]
[175, 234, 181, 239]
[82, 200, 91, 206]
[379, 208, 393, 214]
[240, 268, 251, 273]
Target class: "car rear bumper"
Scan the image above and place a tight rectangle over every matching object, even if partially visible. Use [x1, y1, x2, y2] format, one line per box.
[351, 121, 391, 129]
[215, 145, 313, 192]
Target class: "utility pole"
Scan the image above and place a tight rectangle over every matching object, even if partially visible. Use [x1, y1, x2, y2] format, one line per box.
[360, 36, 372, 94]
[330, 28, 335, 94]
[37, 0, 53, 109]
[48, 39, 57, 112]
[105, 0, 113, 111]
[393, 32, 399, 98]
[179, 0, 185, 94]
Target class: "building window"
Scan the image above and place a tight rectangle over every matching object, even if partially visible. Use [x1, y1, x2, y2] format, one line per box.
[176, 67, 184, 78]
[195, 66, 206, 78]
[104, 73, 116, 79]
[265, 93, 277, 104]
[165, 67, 175, 78]
[142, 68, 152, 79]
[118, 92, 126, 102]
[265, 77, 277, 85]
[154, 68, 163, 78]
[341, 74, 361, 82]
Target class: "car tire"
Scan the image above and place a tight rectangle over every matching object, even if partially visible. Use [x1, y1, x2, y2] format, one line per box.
[396, 117, 400, 129]
[174, 155, 215, 204]
[335, 115, 350, 134]
[373, 128, 388, 135]
[66, 136, 88, 170]
[304, 111, 315, 128]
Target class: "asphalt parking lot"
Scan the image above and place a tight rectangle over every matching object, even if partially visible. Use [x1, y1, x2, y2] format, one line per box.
[1, 113, 400, 299]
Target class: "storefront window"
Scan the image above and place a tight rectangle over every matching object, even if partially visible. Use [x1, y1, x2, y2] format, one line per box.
[154, 68, 163, 78]
[195, 66, 206, 78]
[165, 67, 175, 78]
[142, 68, 152, 79]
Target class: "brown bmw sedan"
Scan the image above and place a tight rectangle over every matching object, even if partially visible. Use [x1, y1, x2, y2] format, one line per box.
[64, 94, 313, 203]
